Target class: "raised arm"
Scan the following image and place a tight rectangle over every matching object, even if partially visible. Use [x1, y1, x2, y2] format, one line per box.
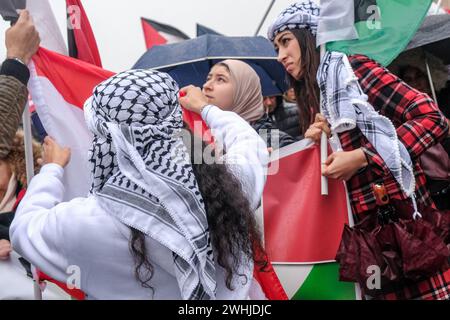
[201, 105, 269, 210]
[0, 10, 40, 159]
[10, 137, 71, 282]
[180, 86, 269, 210]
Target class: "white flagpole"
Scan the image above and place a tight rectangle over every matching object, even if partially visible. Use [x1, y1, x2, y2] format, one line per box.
[255, 0, 276, 36]
[320, 44, 328, 196]
[319, 0, 328, 196]
[425, 55, 438, 103]
[22, 103, 43, 300]
[23, 105, 35, 185]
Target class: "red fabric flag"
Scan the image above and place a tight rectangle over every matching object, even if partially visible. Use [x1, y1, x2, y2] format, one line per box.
[263, 143, 350, 264]
[66, 0, 102, 67]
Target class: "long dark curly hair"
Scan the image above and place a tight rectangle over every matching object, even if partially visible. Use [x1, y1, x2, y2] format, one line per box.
[288, 28, 321, 134]
[129, 125, 268, 293]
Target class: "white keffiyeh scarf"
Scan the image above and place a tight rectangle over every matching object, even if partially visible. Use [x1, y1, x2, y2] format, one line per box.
[267, 0, 319, 41]
[317, 51, 421, 218]
[84, 69, 216, 300]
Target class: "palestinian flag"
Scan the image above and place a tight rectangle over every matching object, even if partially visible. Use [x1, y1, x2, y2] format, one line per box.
[66, 0, 103, 67]
[141, 17, 190, 49]
[259, 141, 360, 300]
[320, 0, 433, 66]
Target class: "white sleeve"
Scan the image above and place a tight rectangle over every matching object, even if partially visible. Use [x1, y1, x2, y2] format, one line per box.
[201, 105, 269, 210]
[9, 164, 70, 283]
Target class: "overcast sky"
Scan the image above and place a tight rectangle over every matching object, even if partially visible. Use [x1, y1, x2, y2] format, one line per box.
[0, 0, 299, 72]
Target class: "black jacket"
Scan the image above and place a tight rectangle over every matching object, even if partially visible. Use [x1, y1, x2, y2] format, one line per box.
[251, 114, 298, 149]
[269, 100, 302, 140]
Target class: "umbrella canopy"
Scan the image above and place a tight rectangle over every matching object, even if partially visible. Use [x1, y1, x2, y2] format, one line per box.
[389, 48, 448, 92]
[133, 34, 288, 96]
[406, 14, 450, 64]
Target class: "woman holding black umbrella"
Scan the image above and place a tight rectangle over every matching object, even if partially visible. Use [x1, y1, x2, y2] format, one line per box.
[268, 1, 450, 300]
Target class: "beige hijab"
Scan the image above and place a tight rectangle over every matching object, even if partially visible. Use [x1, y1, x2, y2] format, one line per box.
[220, 60, 265, 123]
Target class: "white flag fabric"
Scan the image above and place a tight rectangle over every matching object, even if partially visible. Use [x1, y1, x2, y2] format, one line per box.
[26, 0, 68, 55]
[316, 0, 359, 47]
[28, 48, 114, 200]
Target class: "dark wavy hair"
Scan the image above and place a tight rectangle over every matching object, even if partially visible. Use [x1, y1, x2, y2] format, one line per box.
[287, 28, 321, 134]
[129, 125, 268, 293]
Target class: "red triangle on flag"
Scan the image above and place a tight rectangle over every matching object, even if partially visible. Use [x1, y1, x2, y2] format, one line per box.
[141, 18, 168, 49]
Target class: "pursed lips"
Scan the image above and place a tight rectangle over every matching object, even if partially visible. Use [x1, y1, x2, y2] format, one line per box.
[284, 62, 294, 72]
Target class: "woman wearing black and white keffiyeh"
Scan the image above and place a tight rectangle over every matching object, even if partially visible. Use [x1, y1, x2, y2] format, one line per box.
[10, 69, 270, 300]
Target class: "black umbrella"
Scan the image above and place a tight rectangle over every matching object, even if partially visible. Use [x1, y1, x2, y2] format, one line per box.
[0, 0, 26, 23]
[134, 35, 288, 96]
[406, 14, 450, 65]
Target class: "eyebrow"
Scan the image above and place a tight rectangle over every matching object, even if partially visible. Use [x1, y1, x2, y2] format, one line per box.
[276, 32, 290, 45]
[208, 72, 229, 79]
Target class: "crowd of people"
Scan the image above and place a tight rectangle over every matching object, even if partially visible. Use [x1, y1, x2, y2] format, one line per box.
[1, 2, 450, 300]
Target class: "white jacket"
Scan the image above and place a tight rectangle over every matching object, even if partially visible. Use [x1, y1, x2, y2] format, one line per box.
[10, 106, 269, 300]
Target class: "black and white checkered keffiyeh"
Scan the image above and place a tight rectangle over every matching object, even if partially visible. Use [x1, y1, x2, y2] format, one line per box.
[267, 0, 319, 42]
[83, 69, 217, 300]
[317, 52, 421, 216]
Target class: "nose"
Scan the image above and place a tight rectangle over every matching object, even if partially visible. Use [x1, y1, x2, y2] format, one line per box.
[277, 47, 287, 64]
[203, 79, 213, 92]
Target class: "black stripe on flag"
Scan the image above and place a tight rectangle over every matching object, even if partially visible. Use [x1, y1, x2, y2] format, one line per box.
[67, 10, 78, 59]
[354, 0, 378, 23]
[142, 17, 190, 40]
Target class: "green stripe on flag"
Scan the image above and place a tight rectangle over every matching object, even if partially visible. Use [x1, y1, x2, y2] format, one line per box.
[327, 0, 432, 66]
[292, 263, 356, 300]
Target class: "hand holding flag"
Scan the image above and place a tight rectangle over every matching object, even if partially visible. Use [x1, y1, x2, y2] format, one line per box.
[42, 136, 71, 168]
[179, 86, 214, 144]
[5, 10, 40, 64]
[179, 86, 209, 114]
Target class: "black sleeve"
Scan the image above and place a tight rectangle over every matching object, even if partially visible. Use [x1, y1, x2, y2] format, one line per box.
[0, 212, 15, 241]
[278, 130, 298, 148]
[0, 59, 30, 86]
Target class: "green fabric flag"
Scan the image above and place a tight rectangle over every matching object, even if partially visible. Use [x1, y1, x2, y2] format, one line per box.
[292, 263, 357, 300]
[326, 0, 432, 66]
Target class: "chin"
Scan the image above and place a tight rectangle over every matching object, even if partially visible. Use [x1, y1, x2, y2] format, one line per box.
[288, 70, 301, 81]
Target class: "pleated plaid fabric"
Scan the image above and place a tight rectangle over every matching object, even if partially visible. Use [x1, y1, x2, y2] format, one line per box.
[342, 54, 448, 217]
[343, 55, 450, 300]
[267, 0, 319, 41]
[84, 69, 216, 300]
